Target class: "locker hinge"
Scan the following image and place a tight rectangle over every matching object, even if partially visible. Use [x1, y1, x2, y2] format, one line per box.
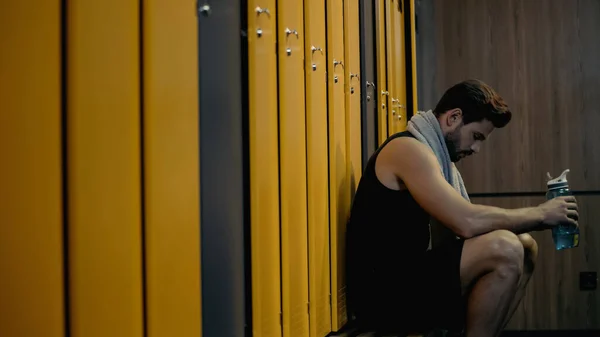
[279, 312, 283, 326]
[307, 302, 310, 314]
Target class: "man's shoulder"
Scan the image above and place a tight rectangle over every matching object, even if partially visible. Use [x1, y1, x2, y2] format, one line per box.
[381, 134, 435, 163]
[378, 135, 441, 185]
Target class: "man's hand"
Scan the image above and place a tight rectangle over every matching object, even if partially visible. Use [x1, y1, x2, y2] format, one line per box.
[537, 196, 579, 230]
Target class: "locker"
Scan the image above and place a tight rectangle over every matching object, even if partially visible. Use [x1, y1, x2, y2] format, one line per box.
[394, 0, 408, 131]
[247, 1, 282, 336]
[277, 0, 310, 336]
[198, 1, 247, 335]
[345, 0, 363, 193]
[327, 0, 349, 330]
[385, 0, 397, 136]
[375, 0, 389, 145]
[66, 1, 144, 336]
[408, 0, 419, 115]
[142, 0, 202, 336]
[360, 0, 379, 164]
[304, 0, 332, 336]
[0, 2, 65, 336]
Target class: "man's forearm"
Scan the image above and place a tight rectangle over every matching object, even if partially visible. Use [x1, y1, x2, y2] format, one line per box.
[463, 204, 544, 238]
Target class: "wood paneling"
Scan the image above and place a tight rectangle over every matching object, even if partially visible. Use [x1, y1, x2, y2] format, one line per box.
[421, 0, 600, 193]
[471, 195, 600, 330]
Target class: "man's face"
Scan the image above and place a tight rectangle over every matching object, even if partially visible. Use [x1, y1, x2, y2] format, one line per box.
[445, 118, 495, 162]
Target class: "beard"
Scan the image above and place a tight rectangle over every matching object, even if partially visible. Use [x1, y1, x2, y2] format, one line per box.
[445, 128, 471, 162]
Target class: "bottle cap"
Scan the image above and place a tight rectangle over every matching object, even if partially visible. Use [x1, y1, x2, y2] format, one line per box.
[547, 169, 570, 190]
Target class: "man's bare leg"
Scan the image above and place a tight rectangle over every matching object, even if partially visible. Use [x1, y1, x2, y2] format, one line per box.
[459, 230, 525, 337]
[499, 233, 538, 330]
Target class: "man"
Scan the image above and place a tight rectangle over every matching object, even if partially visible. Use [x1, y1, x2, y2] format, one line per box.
[345, 79, 578, 337]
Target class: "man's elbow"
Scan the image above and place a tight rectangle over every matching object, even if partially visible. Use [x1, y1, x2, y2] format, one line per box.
[450, 213, 478, 239]
[455, 226, 475, 239]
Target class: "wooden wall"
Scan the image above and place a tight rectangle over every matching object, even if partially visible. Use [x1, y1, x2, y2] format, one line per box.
[473, 196, 600, 330]
[416, 0, 600, 330]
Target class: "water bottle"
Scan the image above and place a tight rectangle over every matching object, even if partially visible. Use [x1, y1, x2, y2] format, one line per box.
[546, 169, 579, 250]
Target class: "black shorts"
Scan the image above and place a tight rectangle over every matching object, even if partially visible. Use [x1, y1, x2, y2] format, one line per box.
[363, 238, 467, 334]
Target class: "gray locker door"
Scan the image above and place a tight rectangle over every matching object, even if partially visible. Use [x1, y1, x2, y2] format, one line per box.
[360, 0, 378, 169]
[198, 1, 248, 336]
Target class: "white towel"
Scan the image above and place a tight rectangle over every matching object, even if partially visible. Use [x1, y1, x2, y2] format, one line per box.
[406, 110, 470, 248]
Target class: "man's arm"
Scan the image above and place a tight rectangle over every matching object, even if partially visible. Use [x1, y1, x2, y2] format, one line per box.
[378, 137, 578, 238]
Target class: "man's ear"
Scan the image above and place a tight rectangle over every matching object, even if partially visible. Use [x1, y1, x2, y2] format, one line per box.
[446, 108, 463, 127]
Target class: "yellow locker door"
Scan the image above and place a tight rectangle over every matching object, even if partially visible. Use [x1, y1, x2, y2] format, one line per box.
[327, 0, 349, 330]
[375, 0, 389, 145]
[304, 0, 332, 336]
[394, 0, 408, 131]
[345, 0, 363, 192]
[385, 0, 396, 137]
[142, 0, 202, 336]
[66, 1, 144, 336]
[278, 0, 309, 336]
[248, 1, 282, 337]
[0, 2, 65, 336]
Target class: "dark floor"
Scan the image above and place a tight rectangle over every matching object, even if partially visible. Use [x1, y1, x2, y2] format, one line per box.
[502, 331, 600, 337]
[331, 330, 600, 337]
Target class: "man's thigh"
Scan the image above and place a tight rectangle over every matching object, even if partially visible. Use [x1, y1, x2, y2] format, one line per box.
[417, 238, 467, 331]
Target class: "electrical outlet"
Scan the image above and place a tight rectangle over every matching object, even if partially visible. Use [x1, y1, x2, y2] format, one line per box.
[580, 272, 597, 291]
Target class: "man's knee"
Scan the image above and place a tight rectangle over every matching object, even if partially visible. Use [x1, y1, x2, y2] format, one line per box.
[485, 230, 524, 276]
[460, 230, 524, 293]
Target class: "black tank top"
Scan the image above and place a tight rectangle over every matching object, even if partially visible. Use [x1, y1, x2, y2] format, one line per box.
[346, 131, 431, 325]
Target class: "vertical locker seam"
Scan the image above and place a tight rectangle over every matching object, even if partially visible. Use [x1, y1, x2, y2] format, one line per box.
[384, 0, 391, 136]
[196, 1, 204, 334]
[302, 0, 311, 320]
[404, 0, 415, 119]
[275, 0, 285, 335]
[60, 0, 72, 335]
[369, 0, 380, 150]
[342, 1, 350, 327]
[138, 0, 148, 335]
[323, 0, 334, 330]
[302, 1, 313, 335]
[358, 0, 369, 173]
[239, 0, 253, 335]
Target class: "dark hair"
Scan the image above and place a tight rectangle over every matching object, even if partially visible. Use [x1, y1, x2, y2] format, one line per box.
[433, 79, 512, 128]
